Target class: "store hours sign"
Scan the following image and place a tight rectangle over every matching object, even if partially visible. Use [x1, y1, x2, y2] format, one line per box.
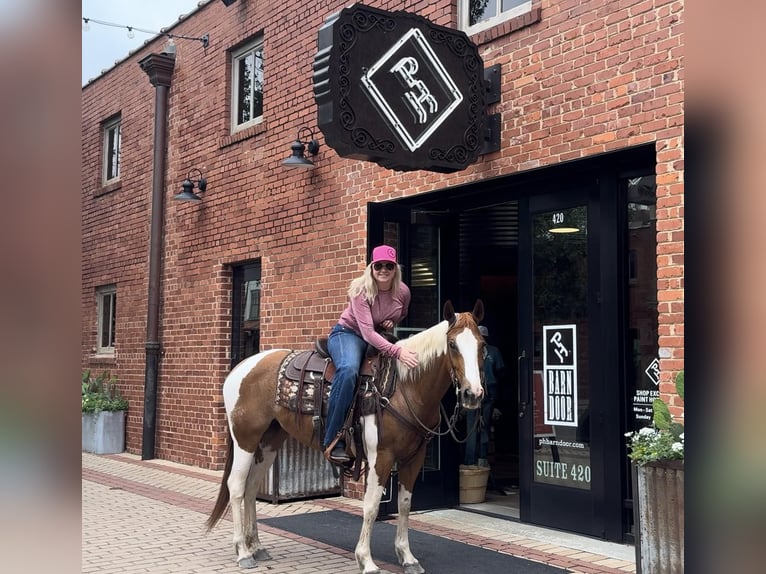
[542, 325, 578, 427]
[313, 3, 487, 173]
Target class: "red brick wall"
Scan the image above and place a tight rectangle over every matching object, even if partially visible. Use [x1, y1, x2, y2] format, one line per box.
[82, 0, 684, 468]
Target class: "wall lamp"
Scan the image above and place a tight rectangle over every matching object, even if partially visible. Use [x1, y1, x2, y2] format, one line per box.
[282, 127, 321, 169]
[174, 168, 208, 202]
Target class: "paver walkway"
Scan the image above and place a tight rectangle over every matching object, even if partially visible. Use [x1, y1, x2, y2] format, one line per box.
[82, 452, 636, 573]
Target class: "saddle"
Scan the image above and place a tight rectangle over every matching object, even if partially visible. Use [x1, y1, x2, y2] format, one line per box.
[275, 334, 400, 478]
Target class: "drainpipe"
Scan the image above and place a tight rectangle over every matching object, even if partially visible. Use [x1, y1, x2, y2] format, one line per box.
[138, 51, 176, 460]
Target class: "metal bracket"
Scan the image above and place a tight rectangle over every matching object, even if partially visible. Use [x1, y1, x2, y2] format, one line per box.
[484, 63, 501, 105]
[480, 113, 501, 156]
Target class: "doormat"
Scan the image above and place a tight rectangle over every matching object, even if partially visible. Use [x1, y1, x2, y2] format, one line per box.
[261, 509, 570, 574]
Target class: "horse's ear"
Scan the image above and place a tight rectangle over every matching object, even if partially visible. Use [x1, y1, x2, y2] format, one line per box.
[443, 300, 456, 326]
[472, 299, 485, 323]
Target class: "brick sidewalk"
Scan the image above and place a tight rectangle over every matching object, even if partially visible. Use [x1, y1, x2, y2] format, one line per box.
[82, 453, 635, 573]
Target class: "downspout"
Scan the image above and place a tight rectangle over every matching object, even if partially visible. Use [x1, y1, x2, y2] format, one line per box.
[138, 51, 176, 460]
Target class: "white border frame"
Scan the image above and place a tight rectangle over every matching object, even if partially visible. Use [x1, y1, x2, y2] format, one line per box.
[458, 0, 532, 36]
[231, 37, 264, 133]
[101, 116, 121, 185]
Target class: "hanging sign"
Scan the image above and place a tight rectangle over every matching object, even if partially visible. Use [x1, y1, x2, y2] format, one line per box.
[313, 3, 487, 173]
[542, 324, 578, 427]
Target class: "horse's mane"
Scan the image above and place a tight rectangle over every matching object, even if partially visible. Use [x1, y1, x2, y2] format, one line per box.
[394, 320, 450, 381]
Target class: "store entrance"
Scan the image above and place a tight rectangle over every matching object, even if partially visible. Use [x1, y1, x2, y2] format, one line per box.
[368, 200, 521, 517]
[368, 144, 655, 541]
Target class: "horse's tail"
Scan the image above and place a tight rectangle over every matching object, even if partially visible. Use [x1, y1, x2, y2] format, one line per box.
[205, 431, 233, 532]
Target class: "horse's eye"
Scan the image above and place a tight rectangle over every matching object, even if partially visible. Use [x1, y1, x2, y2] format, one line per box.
[448, 340, 458, 351]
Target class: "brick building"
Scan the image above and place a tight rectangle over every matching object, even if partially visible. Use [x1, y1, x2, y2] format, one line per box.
[82, 0, 684, 543]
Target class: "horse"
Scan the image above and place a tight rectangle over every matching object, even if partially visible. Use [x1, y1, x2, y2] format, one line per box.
[206, 299, 486, 573]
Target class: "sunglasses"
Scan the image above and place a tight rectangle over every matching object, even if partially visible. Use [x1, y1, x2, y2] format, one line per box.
[373, 262, 395, 271]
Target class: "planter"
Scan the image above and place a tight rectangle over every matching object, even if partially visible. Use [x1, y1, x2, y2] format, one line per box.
[458, 465, 489, 504]
[634, 460, 684, 574]
[82, 410, 126, 454]
[256, 436, 340, 503]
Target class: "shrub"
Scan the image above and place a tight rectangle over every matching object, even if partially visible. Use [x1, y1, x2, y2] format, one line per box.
[82, 369, 128, 413]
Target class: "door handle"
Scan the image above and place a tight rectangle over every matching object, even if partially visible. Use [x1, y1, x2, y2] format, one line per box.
[518, 350, 528, 418]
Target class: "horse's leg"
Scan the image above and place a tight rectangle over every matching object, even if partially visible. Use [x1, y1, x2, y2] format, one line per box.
[242, 424, 288, 562]
[395, 448, 428, 574]
[354, 416, 392, 574]
[227, 441, 259, 568]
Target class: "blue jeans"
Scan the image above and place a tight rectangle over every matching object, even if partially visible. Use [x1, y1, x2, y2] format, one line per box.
[323, 324, 367, 448]
[464, 398, 494, 464]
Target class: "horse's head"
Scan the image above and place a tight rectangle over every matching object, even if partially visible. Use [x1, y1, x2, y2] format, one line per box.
[443, 299, 486, 410]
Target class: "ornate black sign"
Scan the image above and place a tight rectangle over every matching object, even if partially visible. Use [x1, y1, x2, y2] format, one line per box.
[313, 3, 487, 173]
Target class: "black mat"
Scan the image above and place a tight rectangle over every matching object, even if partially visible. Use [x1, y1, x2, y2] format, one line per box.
[261, 509, 569, 573]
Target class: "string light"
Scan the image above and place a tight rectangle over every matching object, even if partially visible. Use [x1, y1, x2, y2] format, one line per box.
[82, 16, 209, 49]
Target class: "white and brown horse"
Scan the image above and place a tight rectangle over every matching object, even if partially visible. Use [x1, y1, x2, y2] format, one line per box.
[206, 300, 486, 573]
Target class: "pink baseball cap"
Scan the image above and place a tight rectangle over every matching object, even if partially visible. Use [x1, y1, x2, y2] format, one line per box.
[371, 245, 397, 264]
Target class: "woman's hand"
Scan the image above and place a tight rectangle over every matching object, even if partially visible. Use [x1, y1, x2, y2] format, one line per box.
[398, 347, 418, 369]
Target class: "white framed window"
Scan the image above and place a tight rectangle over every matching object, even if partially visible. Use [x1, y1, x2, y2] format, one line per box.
[231, 38, 264, 132]
[96, 285, 117, 355]
[102, 115, 121, 184]
[458, 0, 532, 35]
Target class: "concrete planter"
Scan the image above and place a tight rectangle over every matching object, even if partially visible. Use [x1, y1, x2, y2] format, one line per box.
[634, 460, 684, 574]
[82, 410, 126, 454]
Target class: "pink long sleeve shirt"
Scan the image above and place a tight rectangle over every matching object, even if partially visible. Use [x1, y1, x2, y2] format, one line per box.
[337, 284, 411, 358]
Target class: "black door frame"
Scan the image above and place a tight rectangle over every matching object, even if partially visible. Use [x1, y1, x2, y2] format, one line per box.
[518, 180, 607, 537]
[368, 202, 463, 514]
[367, 144, 655, 541]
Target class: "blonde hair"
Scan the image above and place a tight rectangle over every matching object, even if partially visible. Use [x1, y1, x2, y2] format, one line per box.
[348, 262, 403, 304]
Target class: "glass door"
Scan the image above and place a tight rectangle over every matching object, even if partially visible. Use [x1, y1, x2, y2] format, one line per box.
[368, 202, 461, 514]
[518, 187, 602, 536]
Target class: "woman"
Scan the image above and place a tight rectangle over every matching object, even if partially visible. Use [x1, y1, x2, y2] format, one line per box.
[323, 245, 419, 464]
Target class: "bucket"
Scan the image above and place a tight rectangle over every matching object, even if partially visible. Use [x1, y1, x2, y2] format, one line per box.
[459, 465, 489, 504]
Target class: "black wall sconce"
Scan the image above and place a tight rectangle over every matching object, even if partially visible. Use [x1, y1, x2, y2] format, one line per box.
[282, 127, 321, 169]
[174, 168, 208, 202]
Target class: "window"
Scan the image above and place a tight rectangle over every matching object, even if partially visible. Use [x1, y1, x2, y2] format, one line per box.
[96, 286, 117, 355]
[102, 116, 121, 183]
[459, 0, 532, 34]
[244, 279, 261, 322]
[231, 38, 264, 132]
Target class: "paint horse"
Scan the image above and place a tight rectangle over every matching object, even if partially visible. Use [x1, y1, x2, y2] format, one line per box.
[206, 300, 486, 573]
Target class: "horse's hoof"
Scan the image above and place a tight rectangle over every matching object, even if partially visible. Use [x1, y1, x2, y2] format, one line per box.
[403, 562, 425, 574]
[237, 555, 258, 569]
[252, 548, 272, 561]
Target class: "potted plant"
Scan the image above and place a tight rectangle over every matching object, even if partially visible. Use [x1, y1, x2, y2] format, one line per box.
[82, 369, 128, 454]
[625, 370, 684, 574]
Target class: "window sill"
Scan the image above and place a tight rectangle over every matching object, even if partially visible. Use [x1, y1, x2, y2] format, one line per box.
[89, 353, 116, 364]
[220, 121, 268, 149]
[469, 7, 541, 45]
[94, 180, 122, 198]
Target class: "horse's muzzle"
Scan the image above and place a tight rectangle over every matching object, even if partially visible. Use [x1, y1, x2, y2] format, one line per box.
[459, 389, 483, 410]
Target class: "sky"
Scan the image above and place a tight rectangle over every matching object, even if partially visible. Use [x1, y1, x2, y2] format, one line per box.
[82, 0, 204, 85]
